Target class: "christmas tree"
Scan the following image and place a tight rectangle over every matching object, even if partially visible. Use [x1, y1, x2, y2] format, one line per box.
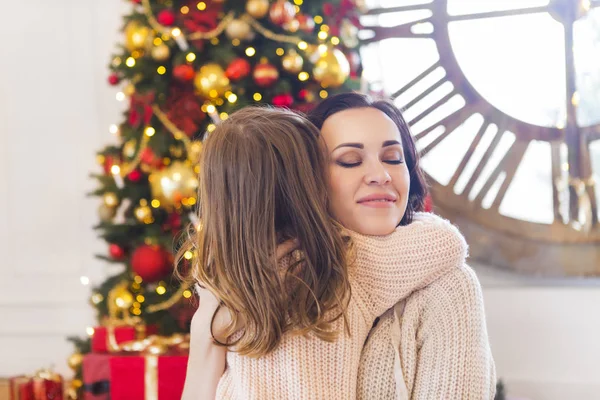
[67, 0, 364, 397]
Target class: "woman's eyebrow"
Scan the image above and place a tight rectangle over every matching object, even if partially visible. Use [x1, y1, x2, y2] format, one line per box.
[333, 142, 364, 151]
[382, 140, 401, 148]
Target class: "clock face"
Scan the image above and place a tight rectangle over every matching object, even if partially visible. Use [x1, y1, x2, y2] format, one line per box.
[360, 0, 600, 274]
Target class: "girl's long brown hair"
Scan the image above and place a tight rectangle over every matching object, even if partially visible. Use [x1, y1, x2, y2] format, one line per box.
[176, 107, 350, 357]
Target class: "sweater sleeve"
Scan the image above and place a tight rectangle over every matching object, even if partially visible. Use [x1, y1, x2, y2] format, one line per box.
[349, 213, 468, 320]
[409, 264, 496, 400]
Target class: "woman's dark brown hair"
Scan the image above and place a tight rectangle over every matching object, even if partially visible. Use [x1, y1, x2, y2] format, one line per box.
[307, 92, 428, 225]
[176, 107, 350, 358]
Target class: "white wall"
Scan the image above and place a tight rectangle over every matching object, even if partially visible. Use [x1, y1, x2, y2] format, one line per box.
[0, 2, 599, 400]
[0, 0, 127, 376]
[476, 264, 600, 400]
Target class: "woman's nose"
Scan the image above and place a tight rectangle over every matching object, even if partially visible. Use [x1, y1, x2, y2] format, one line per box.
[364, 161, 391, 185]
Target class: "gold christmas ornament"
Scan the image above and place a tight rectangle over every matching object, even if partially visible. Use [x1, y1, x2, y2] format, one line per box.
[282, 50, 304, 73]
[169, 144, 185, 158]
[149, 161, 198, 208]
[188, 141, 203, 163]
[225, 19, 254, 41]
[124, 83, 136, 97]
[103, 192, 119, 207]
[124, 21, 153, 52]
[122, 140, 137, 159]
[246, 0, 270, 18]
[112, 286, 134, 310]
[96, 154, 106, 166]
[194, 63, 231, 99]
[98, 203, 117, 222]
[90, 292, 104, 305]
[71, 379, 83, 389]
[134, 205, 153, 223]
[312, 47, 350, 88]
[151, 43, 171, 61]
[67, 352, 83, 370]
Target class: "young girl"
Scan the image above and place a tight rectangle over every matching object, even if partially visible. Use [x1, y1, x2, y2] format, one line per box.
[180, 106, 467, 399]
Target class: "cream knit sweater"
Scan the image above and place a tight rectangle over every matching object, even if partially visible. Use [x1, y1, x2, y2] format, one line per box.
[215, 213, 468, 399]
[357, 262, 496, 399]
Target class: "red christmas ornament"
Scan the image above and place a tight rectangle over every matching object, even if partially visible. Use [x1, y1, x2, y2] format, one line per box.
[165, 86, 206, 137]
[130, 244, 171, 282]
[298, 89, 309, 101]
[225, 58, 252, 81]
[253, 61, 279, 87]
[269, 0, 296, 25]
[323, 0, 362, 37]
[127, 169, 143, 182]
[140, 148, 163, 169]
[182, 0, 221, 33]
[108, 73, 120, 86]
[298, 88, 316, 102]
[163, 212, 183, 232]
[296, 14, 315, 33]
[423, 193, 434, 213]
[157, 9, 176, 26]
[272, 93, 294, 108]
[173, 64, 195, 82]
[131, 0, 141, 3]
[128, 92, 155, 128]
[103, 154, 121, 174]
[109, 244, 126, 260]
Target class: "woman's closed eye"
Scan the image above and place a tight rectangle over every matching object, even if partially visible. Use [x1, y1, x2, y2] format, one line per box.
[383, 158, 404, 165]
[336, 158, 403, 168]
[382, 150, 404, 165]
[334, 149, 404, 168]
[336, 160, 362, 168]
[335, 154, 362, 168]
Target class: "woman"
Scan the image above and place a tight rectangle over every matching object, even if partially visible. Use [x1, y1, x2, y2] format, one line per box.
[182, 95, 493, 399]
[308, 92, 496, 399]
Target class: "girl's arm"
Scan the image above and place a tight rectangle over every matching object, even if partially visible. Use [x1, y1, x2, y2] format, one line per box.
[181, 286, 228, 400]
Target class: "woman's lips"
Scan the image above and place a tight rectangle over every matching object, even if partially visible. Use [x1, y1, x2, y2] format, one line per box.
[357, 194, 397, 208]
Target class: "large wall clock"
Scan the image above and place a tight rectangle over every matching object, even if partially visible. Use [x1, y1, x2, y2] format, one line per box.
[360, 0, 600, 274]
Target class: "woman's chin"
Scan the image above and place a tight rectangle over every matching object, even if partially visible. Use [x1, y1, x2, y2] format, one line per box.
[351, 220, 399, 236]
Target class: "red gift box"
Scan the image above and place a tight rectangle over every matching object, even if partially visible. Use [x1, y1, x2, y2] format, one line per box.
[9, 376, 34, 400]
[10, 371, 63, 400]
[82, 353, 111, 400]
[91, 324, 157, 353]
[109, 354, 188, 400]
[32, 371, 63, 400]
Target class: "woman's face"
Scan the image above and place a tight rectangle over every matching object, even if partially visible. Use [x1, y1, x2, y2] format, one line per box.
[321, 107, 410, 236]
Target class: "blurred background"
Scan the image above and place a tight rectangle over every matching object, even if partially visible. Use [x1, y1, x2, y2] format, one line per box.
[1, 0, 599, 399]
